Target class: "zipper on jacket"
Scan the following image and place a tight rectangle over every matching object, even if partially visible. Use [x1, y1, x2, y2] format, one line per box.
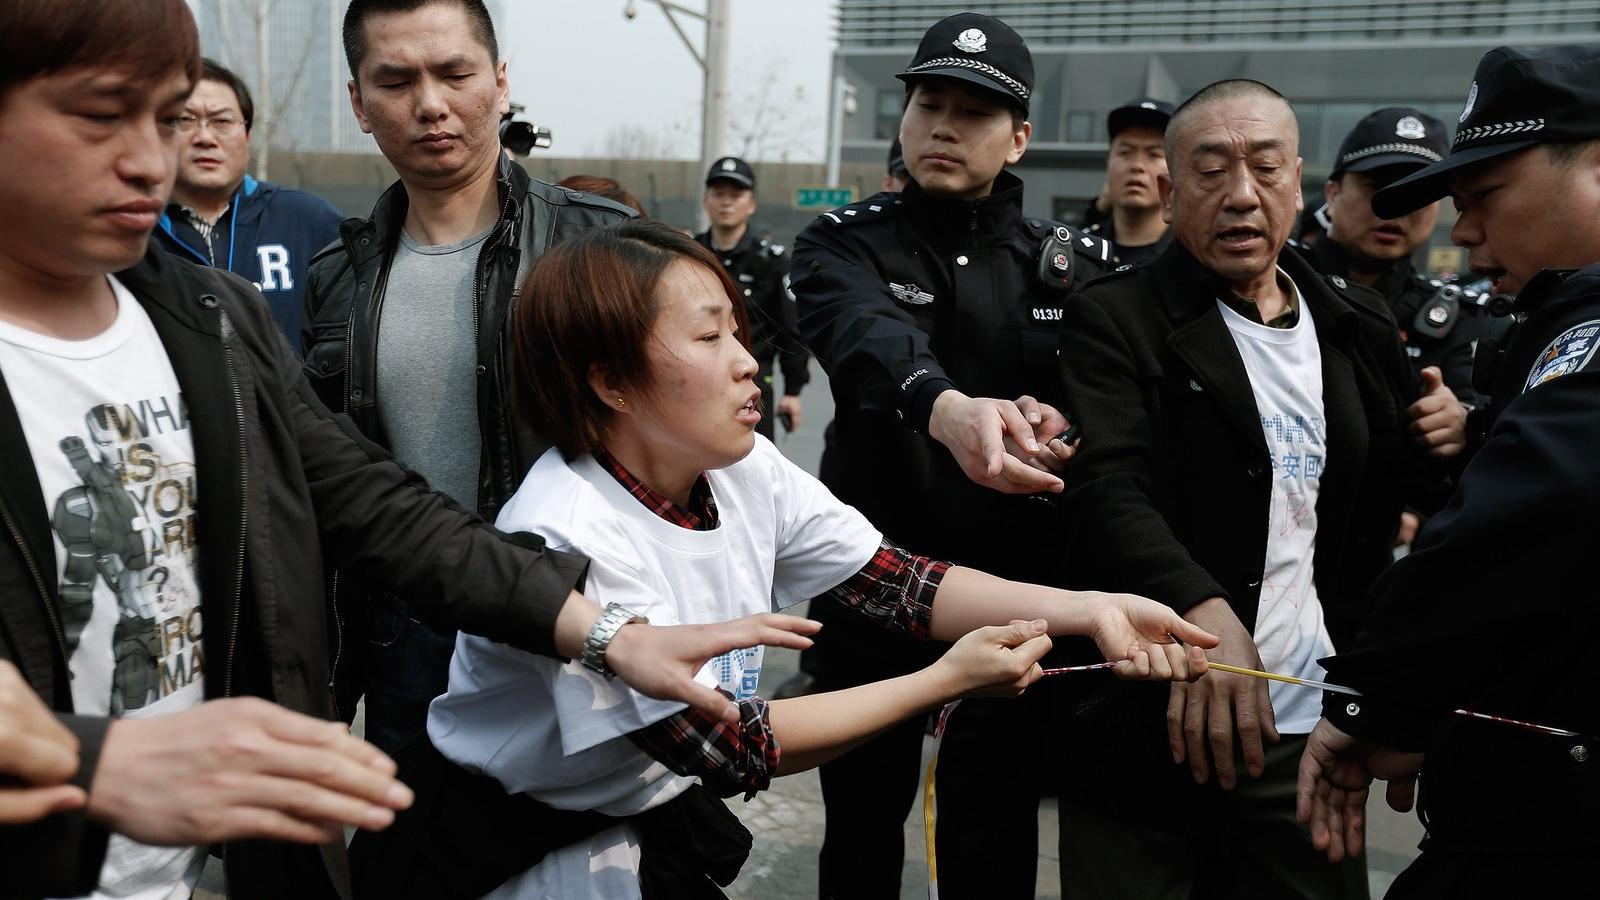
[0, 499, 72, 679]
[327, 569, 343, 710]
[219, 311, 249, 699]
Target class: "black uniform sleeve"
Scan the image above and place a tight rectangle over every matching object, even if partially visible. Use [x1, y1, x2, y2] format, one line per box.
[767, 249, 810, 396]
[1056, 291, 1229, 611]
[791, 220, 954, 433]
[0, 714, 113, 897]
[1322, 368, 1600, 749]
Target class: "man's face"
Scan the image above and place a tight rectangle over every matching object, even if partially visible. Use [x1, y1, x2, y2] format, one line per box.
[0, 66, 190, 282]
[703, 181, 755, 229]
[1161, 95, 1303, 286]
[1324, 169, 1439, 264]
[1449, 145, 1600, 296]
[900, 80, 1029, 200]
[1106, 126, 1166, 212]
[347, 2, 508, 188]
[176, 78, 250, 197]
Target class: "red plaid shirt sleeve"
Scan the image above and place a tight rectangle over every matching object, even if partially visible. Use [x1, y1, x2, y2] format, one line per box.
[627, 690, 778, 800]
[821, 539, 948, 640]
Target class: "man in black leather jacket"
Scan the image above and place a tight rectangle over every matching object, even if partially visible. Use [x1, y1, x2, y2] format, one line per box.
[302, 0, 634, 755]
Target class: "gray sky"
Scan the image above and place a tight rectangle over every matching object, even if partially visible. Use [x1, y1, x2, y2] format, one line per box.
[501, 1, 835, 161]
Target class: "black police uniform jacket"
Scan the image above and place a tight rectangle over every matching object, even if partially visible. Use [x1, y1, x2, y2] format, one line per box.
[1057, 241, 1426, 656]
[1301, 236, 1489, 409]
[792, 170, 1110, 583]
[694, 228, 810, 395]
[1323, 262, 1600, 860]
[0, 244, 588, 899]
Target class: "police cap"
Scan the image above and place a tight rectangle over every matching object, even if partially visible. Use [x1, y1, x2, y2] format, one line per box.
[1330, 107, 1448, 181]
[896, 13, 1032, 114]
[1374, 44, 1600, 218]
[705, 156, 755, 190]
[1107, 98, 1175, 141]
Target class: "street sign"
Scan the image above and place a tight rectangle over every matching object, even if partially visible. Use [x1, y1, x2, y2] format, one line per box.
[795, 185, 856, 210]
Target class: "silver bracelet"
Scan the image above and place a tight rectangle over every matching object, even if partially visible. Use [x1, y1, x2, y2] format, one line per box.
[579, 602, 649, 679]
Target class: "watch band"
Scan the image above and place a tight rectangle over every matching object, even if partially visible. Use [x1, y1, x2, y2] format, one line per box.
[580, 602, 649, 679]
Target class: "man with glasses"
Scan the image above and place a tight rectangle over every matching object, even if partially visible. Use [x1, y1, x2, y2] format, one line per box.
[154, 58, 343, 350]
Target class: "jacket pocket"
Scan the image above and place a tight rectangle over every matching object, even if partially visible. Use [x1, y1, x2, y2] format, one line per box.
[302, 320, 349, 407]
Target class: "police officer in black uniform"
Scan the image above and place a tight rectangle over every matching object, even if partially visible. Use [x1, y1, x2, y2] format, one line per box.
[1086, 98, 1176, 267]
[1301, 107, 1491, 409]
[1299, 43, 1600, 899]
[695, 156, 809, 439]
[792, 13, 1112, 898]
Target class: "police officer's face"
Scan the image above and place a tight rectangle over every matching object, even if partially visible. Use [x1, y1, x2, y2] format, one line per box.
[610, 260, 762, 472]
[347, 3, 509, 188]
[703, 182, 756, 230]
[175, 79, 250, 199]
[1448, 145, 1600, 296]
[1162, 95, 1303, 289]
[900, 80, 1029, 201]
[0, 65, 189, 281]
[1106, 127, 1167, 212]
[1324, 169, 1439, 264]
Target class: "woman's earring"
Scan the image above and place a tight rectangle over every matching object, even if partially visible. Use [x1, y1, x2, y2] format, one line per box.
[615, 398, 626, 408]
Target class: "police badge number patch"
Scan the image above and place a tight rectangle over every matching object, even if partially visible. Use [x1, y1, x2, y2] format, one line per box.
[1525, 319, 1600, 392]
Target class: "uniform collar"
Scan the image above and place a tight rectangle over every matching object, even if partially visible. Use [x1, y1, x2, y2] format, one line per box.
[697, 226, 760, 257]
[900, 169, 1025, 244]
[1313, 236, 1416, 301]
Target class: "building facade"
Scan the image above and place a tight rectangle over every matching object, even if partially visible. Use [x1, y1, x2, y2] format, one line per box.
[832, 0, 1600, 267]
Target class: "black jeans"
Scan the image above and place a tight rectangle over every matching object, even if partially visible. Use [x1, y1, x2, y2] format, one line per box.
[362, 598, 456, 757]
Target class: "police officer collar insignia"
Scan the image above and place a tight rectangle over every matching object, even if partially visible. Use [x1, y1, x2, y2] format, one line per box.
[1459, 82, 1478, 123]
[1395, 116, 1426, 139]
[953, 28, 987, 53]
[1525, 319, 1600, 392]
[890, 282, 935, 306]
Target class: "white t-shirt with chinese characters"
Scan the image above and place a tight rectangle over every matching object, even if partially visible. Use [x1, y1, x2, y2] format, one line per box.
[1217, 278, 1336, 736]
[0, 276, 206, 900]
[428, 437, 881, 899]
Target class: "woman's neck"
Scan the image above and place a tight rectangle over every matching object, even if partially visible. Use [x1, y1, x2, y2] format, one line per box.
[600, 429, 701, 508]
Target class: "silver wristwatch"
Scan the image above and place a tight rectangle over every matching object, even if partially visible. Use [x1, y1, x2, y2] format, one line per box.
[580, 602, 649, 679]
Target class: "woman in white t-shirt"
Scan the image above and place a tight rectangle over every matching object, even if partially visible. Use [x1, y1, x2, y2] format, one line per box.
[427, 220, 1220, 899]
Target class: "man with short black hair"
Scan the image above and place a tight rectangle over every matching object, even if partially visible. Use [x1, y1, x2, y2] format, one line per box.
[154, 58, 343, 348]
[1299, 43, 1600, 898]
[1056, 77, 1457, 898]
[1087, 98, 1175, 267]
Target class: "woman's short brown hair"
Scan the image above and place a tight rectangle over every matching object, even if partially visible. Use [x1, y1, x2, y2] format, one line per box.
[512, 220, 749, 458]
[1, 0, 201, 101]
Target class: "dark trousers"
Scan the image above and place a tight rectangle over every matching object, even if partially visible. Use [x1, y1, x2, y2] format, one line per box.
[362, 598, 456, 757]
[1055, 735, 1368, 900]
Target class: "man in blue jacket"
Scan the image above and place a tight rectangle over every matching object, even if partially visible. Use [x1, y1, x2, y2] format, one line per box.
[154, 58, 342, 351]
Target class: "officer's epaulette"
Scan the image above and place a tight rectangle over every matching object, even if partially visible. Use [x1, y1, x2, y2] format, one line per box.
[816, 192, 901, 226]
[1023, 218, 1112, 265]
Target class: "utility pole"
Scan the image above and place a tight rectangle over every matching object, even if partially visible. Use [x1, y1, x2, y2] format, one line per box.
[254, 6, 271, 180]
[623, 0, 730, 230]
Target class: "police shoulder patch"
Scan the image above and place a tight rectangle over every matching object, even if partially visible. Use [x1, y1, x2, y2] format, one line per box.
[818, 194, 898, 226]
[1526, 318, 1600, 392]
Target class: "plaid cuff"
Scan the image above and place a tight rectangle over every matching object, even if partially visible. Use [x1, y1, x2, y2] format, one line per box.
[628, 690, 780, 800]
[823, 539, 948, 640]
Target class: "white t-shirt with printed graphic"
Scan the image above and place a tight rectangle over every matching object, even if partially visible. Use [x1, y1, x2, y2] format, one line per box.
[1217, 278, 1337, 736]
[0, 276, 205, 900]
[428, 437, 882, 899]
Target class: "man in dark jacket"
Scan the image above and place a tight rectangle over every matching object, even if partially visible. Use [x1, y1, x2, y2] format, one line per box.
[1298, 43, 1600, 898]
[154, 58, 343, 349]
[0, 4, 816, 896]
[302, 0, 637, 755]
[1055, 79, 1461, 898]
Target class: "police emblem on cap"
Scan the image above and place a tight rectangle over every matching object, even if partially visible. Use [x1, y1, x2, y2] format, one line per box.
[1460, 81, 1478, 123]
[1525, 319, 1600, 391]
[953, 28, 987, 53]
[1140, 101, 1157, 110]
[721, 159, 737, 171]
[1395, 116, 1427, 139]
